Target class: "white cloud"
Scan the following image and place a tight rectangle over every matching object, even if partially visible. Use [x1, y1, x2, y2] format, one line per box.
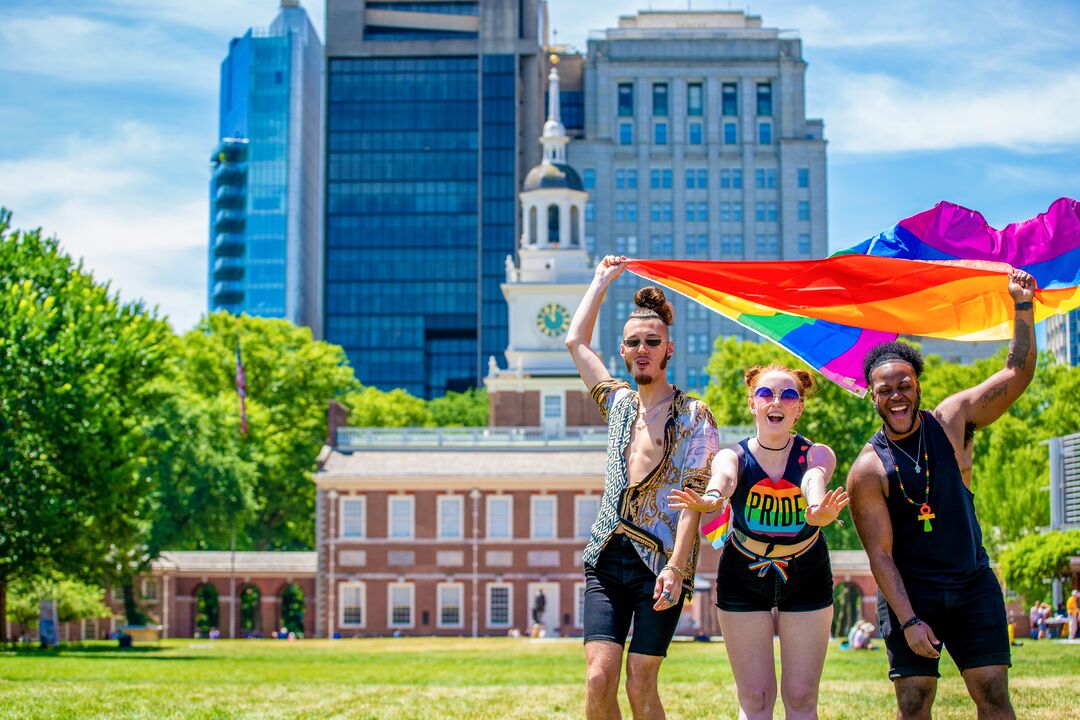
[0, 121, 209, 332]
[816, 67, 1080, 154]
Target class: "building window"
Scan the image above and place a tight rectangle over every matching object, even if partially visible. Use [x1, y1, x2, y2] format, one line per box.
[755, 202, 765, 222]
[732, 169, 743, 188]
[438, 495, 463, 540]
[583, 168, 595, 189]
[575, 496, 599, 539]
[697, 169, 708, 189]
[627, 202, 638, 222]
[756, 82, 773, 116]
[652, 235, 673, 255]
[687, 82, 703, 116]
[584, 202, 594, 222]
[662, 169, 672, 188]
[341, 497, 365, 538]
[82, 618, 97, 641]
[720, 169, 730, 189]
[799, 201, 810, 221]
[688, 122, 702, 145]
[543, 394, 562, 420]
[758, 121, 772, 145]
[626, 169, 637, 188]
[650, 202, 660, 222]
[531, 495, 557, 539]
[388, 583, 415, 628]
[142, 578, 158, 601]
[687, 368, 699, 389]
[755, 169, 765, 189]
[723, 122, 737, 145]
[767, 169, 777, 188]
[652, 82, 669, 117]
[575, 582, 586, 628]
[756, 234, 780, 255]
[487, 584, 512, 628]
[340, 582, 365, 627]
[799, 233, 811, 255]
[437, 583, 464, 628]
[685, 169, 696, 189]
[654, 122, 668, 145]
[733, 202, 744, 221]
[697, 202, 708, 221]
[798, 168, 809, 188]
[767, 202, 778, 222]
[687, 234, 708, 256]
[388, 495, 414, 540]
[662, 202, 673, 222]
[615, 170, 624, 189]
[486, 495, 513, 539]
[686, 204, 696, 222]
[722, 82, 738, 116]
[619, 123, 633, 145]
[615, 203, 625, 223]
[618, 82, 634, 117]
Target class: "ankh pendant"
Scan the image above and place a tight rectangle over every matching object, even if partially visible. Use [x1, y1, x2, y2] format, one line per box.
[917, 502, 935, 533]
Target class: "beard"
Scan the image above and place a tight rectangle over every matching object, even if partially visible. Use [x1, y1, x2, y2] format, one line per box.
[875, 389, 922, 436]
[625, 353, 669, 386]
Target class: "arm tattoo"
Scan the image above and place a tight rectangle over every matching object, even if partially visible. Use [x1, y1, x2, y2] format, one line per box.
[1007, 319, 1031, 371]
[978, 383, 1008, 408]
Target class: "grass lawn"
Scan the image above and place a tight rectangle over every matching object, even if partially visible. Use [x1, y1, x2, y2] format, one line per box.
[1, 637, 1077, 719]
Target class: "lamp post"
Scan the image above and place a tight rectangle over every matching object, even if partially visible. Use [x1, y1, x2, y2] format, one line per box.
[469, 488, 482, 638]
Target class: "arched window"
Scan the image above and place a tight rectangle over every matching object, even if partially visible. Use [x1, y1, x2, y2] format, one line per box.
[548, 205, 560, 244]
[194, 584, 220, 638]
[529, 206, 538, 244]
[570, 206, 580, 245]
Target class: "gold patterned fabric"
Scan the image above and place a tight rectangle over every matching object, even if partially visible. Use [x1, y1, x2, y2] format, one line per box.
[582, 379, 719, 597]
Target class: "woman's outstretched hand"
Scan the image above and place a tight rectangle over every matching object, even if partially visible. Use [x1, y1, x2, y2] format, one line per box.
[805, 487, 850, 526]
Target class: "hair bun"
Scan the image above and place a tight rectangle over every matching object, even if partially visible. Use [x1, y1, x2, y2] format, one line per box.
[633, 286, 674, 325]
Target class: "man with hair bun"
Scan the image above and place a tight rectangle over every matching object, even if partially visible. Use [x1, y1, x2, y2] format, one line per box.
[566, 255, 719, 719]
[847, 268, 1036, 720]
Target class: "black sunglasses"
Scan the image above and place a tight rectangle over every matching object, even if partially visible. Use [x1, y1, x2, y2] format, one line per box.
[623, 337, 665, 348]
[753, 387, 802, 406]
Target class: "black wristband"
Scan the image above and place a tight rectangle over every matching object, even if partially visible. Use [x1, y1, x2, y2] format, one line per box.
[1014, 301, 1033, 311]
[900, 616, 923, 631]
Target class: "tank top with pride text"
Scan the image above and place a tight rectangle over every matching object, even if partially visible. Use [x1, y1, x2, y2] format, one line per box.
[730, 435, 818, 546]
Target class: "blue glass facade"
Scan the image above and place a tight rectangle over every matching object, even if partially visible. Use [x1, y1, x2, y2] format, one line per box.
[325, 55, 518, 398]
[209, 6, 322, 328]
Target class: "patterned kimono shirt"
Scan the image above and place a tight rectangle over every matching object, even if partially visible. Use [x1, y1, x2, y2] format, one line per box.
[582, 379, 720, 598]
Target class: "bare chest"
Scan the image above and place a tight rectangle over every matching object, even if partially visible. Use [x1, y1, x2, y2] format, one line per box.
[624, 413, 668, 487]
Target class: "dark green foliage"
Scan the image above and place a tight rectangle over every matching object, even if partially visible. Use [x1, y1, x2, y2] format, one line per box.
[281, 583, 304, 636]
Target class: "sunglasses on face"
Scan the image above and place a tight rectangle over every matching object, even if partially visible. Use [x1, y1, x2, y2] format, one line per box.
[753, 387, 802, 406]
[622, 337, 665, 348]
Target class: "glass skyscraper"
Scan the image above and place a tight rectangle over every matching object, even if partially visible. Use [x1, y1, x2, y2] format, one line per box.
[324, 0, 544, 398]
[209, 0, 323, 331]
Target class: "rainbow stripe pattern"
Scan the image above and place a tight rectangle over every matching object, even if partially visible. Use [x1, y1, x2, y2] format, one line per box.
[626, 198, 1080, 394]
[701, 503, 731, 550]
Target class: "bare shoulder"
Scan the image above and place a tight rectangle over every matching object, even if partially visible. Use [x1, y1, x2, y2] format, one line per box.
[806, 442, 836, 465]
[846, 443, 885, 495]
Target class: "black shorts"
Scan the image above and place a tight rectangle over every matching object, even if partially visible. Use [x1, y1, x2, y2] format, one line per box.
[583, 534, 685, 657]
[878, 566, 1012, 680]
[715, 534, 833, 613]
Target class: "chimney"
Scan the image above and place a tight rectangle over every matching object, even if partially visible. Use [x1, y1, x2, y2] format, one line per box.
[326, 399, 349, 447]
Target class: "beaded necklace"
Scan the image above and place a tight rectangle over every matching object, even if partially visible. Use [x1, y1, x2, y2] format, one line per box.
[884, 420, 935, 533]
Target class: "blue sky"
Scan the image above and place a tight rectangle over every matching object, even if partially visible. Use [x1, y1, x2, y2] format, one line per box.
[1, 0, 1077, 332]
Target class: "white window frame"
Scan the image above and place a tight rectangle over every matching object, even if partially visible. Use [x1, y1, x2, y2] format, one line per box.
[575, 495, 599, 540]
[82, 618, 98, 641]
[142, 577, 158, 601]
[530, 495, 558, 540]
[574, 582, 586, 628]
[340, 496, 366, 539]
[387, 582, 415, 629]
[388, 495, 415, 541]
[339, 581, 366, 628]
[437, 495, 464, 540]
[486, 495, 513, 540]
[486, 582, 513, 629]
[436, 582, 465, 629]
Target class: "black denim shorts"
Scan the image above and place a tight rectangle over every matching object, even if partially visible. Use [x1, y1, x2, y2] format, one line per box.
[583, 534, 685, 657]
[715, 534, 833, 613]
[878, 566, 1011, 679]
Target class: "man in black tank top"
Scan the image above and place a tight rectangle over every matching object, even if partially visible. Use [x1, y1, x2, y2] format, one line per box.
[847, 268, 1035, 720]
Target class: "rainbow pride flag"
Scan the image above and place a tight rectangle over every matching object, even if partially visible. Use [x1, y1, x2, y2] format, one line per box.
[701, 503, 731, 550]
[627, 198, 1080, 395]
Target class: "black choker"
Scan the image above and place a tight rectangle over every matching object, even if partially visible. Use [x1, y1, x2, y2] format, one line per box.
[756, 436, 791, 452]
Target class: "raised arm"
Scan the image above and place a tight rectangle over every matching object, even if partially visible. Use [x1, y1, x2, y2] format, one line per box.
[565, 255, 626, 390]
[847, 447, 940, 658]
[936, 268, 1036, 431]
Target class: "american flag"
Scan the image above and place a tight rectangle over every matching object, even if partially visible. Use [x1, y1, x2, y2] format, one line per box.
[235, 341, 248, 435]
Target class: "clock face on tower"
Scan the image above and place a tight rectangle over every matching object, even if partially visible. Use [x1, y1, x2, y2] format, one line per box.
[536, 302, 571, 338]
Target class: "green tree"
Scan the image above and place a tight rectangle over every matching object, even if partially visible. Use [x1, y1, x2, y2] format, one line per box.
[174, 313, 359, 550]
[0, 211, 170, 642]
[4, 574, 110, 639]
[342, 386, 433, 427]
[998, 530, 1080, 604]
[428, 388, 488, 426]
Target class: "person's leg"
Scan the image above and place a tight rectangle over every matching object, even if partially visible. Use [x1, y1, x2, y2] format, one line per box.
[961, 665, 1014, 720]
[624, 652, 665, 720]
[894, 676, 937, 720]
[586, 640, 625, 720]
[776, 607, 833, 720]
[718, 610, 778, 720]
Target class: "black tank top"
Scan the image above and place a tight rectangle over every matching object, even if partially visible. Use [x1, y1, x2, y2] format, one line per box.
[869, 411, 989, 588]
[730, 434, 818, 545]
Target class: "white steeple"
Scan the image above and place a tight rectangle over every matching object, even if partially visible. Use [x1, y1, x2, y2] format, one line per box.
[542, 56, 568, 164]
